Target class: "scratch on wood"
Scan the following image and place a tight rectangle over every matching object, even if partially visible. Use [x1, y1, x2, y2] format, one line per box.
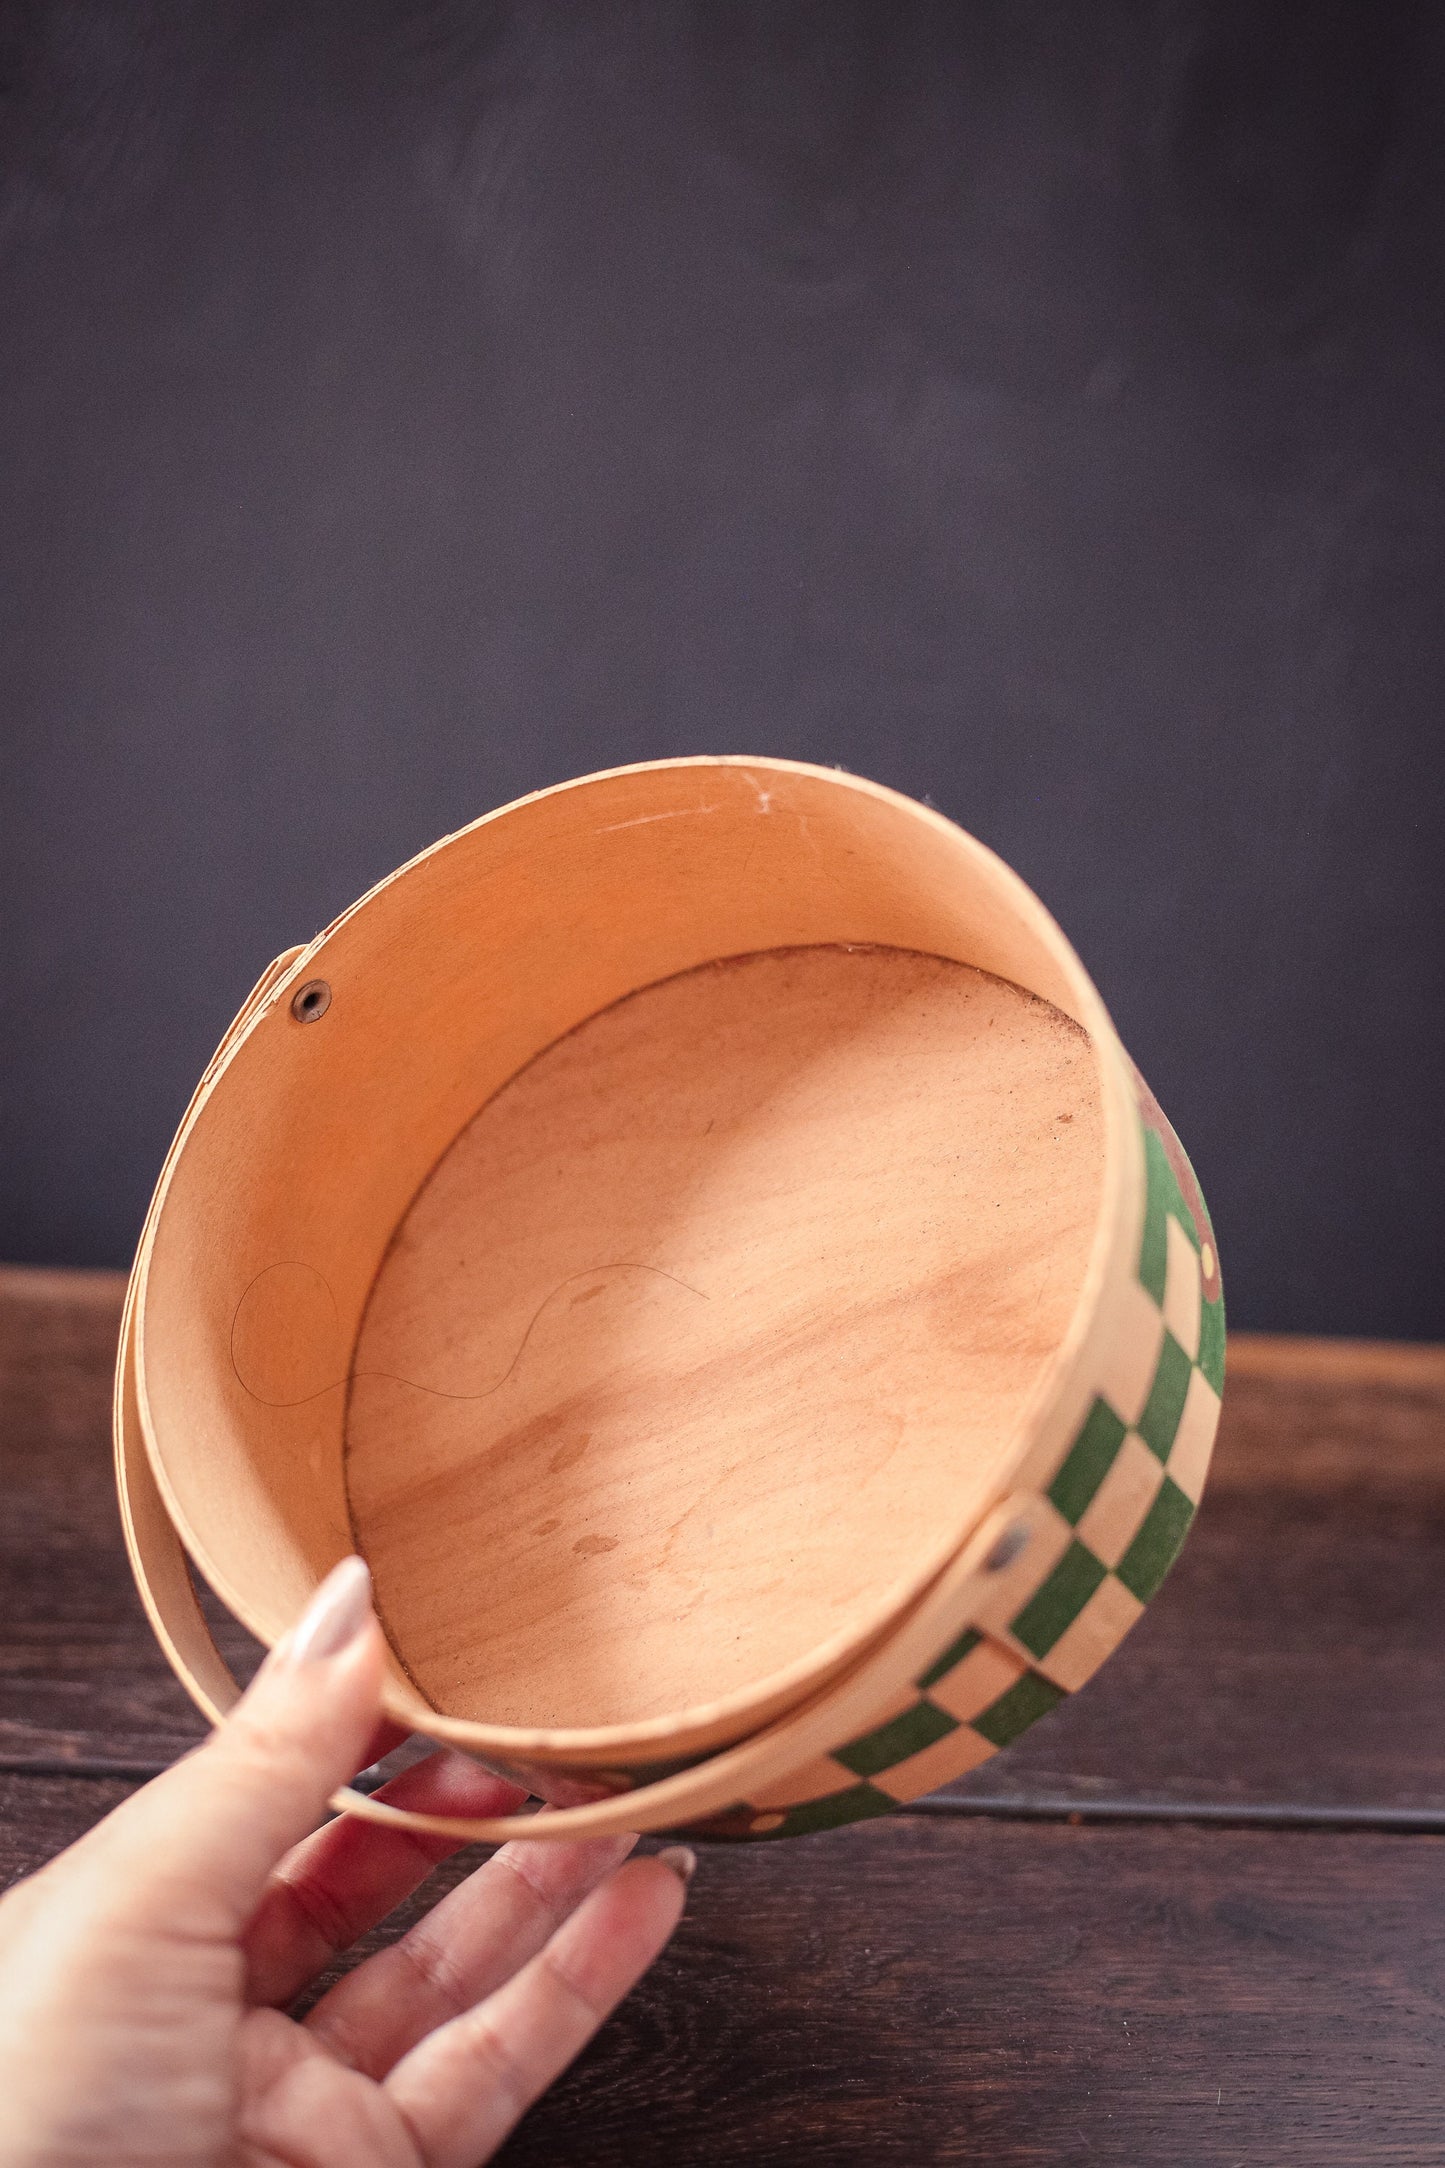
[597, 805, 717, 833]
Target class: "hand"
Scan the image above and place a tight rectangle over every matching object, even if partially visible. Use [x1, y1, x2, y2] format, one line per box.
[0, 1558, 692, 2166]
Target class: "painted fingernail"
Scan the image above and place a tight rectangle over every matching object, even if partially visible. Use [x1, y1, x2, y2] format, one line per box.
[285, 1556, 373, 1665]
[657, 1845, 697, 1883]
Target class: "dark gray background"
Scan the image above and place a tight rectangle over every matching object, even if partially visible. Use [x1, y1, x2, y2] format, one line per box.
[2, 0, 1442, 1334]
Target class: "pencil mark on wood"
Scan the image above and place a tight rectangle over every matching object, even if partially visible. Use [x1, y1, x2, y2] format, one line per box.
[228, 1260, 707, 1410]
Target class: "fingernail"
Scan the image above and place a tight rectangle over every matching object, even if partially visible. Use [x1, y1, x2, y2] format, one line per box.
[285, 1556, 373, 1665]
[657, 1844, 696, 1883]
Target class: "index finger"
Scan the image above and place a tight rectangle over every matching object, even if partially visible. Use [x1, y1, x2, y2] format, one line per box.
[387, 1852, 691, 2168]
[244, 1751, 528, 2008]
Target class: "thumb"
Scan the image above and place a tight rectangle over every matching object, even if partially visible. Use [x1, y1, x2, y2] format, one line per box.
[92, 1556, 388, 1939]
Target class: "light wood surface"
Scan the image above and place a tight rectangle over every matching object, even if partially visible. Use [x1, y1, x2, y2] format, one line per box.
[130, 759, 1136, 1786]
[346, 945, 1103, 1734]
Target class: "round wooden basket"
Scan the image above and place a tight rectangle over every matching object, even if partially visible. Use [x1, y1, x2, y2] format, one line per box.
[116, 758, 1224, 1843]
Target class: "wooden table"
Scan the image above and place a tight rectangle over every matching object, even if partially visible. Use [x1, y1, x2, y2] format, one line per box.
[4, 1265, 1444, 2164]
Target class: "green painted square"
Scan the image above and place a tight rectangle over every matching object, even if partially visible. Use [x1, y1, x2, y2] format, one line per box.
[1009, 1541, 1108, 1659]
[1116, 1475, 1195, 1603]
[1197, 1292, 1226, 1397]
[917, 1626, 983, 1692]
[765, 1782, 899, 1839]
[972, 1668, 1066, 1748]
[835, 1697, 958, 1780]
[1138, 1126, 1188, 1303]
[1137, 1330, 1193, 1462]
[1048, 1396, 1128, 1524]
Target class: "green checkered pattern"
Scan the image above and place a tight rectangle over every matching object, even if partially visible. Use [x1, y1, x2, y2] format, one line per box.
[696, 1104, 1224, 1843]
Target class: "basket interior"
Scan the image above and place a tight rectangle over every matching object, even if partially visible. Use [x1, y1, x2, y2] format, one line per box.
[137, 762, 1113, 1747]
[345, 942, 1102, 1731]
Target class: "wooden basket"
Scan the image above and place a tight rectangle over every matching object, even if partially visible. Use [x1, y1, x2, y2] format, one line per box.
[116, 758, 1224, 1842]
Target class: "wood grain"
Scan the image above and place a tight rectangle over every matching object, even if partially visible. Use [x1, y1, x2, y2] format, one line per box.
[3, 1777, 1442, 2167]
[6, 1272, 1445, 2159]
[0, 1771, 140, 1882]
[348, 946, 1103, 1734]
[0, 1265, 260, 1770]
[127, 757, 1139, 1805]
[494, 1815, 1445, 2167]
[4, 1268, 1445, 1814]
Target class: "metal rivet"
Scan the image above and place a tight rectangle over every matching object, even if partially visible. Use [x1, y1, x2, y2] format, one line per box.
[290, 978, 331, 1023]
[984, 1520, 1029, 1573]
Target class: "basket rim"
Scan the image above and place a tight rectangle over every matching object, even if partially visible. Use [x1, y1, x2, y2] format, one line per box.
[126, 755, 1142, 1764]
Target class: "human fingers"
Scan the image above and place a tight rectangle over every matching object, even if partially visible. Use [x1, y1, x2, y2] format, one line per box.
[62, 1556, 387, 1944]
[305, 1825, 638, 2077]
[245, 1751, 529, 2009]
[385, 1850, 692, 2167]
[357, 1717, 415, 1770]
[235, 2007, 423, 2168]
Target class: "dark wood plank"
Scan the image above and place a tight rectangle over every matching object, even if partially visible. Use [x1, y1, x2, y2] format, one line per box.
[0, 1266, 258, 1768]
[0, 1770, 140, 1884]
[495, 1815, 1445, 2167]
[3, 1775, 1439, 2166]
[6, 1266, 1445, 1818]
